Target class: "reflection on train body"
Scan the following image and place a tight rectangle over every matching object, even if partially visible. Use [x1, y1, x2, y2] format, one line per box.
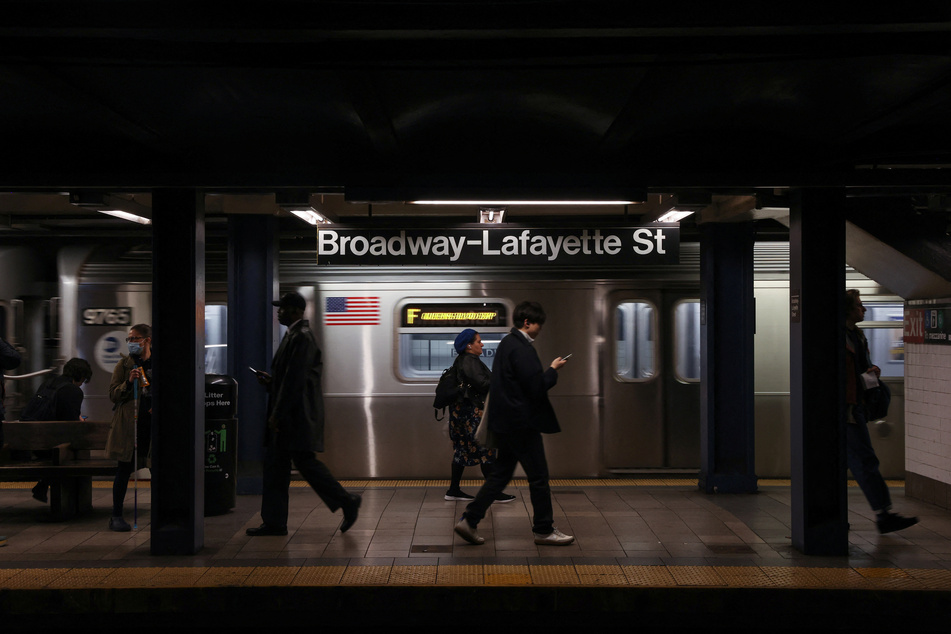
[0, 242, 908, 479]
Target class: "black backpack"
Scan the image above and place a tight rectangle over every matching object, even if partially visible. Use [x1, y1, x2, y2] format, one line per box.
[433, 356, 470, 420]
[19, 376, 67, 421]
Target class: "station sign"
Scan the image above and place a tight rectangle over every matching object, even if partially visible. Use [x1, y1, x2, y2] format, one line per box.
[401, 302, 508, 328]
[317, 225, 679, 266]
[904, 305, 951, 345]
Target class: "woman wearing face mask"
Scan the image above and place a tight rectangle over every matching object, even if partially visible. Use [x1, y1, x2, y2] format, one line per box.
[105, 324, 153, 531]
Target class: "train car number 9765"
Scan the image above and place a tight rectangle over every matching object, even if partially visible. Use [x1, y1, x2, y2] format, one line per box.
[82, 307, 133, 326]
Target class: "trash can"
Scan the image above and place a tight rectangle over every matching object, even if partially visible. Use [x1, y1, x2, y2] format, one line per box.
[204, 374, 238, 516]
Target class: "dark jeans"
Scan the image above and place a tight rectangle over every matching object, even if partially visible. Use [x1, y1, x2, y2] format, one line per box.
[847, 404, 892, 513]
[463, 429, 553, 535]
[261, 445, 351, 528]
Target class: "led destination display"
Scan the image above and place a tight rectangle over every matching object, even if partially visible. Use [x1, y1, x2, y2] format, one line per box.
[317, 225, 679, 266]
[401, 303, 508, 328]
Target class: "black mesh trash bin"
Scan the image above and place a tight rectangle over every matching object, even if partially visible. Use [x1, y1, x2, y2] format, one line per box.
[204, 374, 238, 516]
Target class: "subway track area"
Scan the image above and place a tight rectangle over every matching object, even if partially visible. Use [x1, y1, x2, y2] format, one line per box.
[1, 478, 950, 631]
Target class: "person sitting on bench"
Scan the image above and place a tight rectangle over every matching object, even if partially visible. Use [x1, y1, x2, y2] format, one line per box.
[20, 358, 93, 503]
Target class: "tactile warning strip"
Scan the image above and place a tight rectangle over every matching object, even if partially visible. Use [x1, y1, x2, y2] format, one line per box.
[2, 563, 951, 589]
[291, 565, 346, 586]
[575, 564, 628, 585]
[529, 564, 580, 585]
[484, 564, 532, 585]
[436, 565, 484, 585]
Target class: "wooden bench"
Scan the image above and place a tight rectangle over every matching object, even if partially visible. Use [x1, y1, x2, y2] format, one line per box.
[0, 420, 117, 520]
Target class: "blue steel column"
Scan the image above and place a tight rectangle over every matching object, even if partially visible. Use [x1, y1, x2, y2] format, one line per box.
[150, 188, 205, 555]
[699, 222, 757, 493]
[790, 188, 848, 555]
[228, 215, 278, 495]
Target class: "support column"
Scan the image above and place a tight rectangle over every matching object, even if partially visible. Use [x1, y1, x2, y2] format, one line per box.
[228, 215, 279, 495]
[699, 222, 757, 493]
[790, 188, 848, 555]
[150, 188, 205, 555]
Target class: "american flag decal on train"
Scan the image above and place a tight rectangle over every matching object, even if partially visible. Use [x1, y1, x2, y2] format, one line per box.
[325, 296, 381, 325]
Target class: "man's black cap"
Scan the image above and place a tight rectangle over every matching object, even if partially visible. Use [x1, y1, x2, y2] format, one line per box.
[272, 291, 306, 311]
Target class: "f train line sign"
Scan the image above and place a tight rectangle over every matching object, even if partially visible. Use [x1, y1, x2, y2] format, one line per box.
[317, 225, 679, 266]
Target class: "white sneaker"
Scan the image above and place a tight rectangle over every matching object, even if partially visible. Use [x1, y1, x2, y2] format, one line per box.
[454, 518, 485, 545]
[533, 528, 574, 545]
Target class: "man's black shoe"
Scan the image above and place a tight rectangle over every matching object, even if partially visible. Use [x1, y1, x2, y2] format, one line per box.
[246, 524, 288, 537]
[340, 493, 362, 533]
[877, 512, 918, 534]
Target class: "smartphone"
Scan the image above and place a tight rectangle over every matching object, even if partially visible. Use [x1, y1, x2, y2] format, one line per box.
[561, 353, 572, 360]
[249, 366, 261, 374]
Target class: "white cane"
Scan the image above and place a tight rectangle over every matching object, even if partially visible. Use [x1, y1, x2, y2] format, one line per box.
[132, 374, 139, 530]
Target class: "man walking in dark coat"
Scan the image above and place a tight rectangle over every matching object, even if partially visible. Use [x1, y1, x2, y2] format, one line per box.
[845, 289, 917, 534]
[454, 300, 572, 546]
[247, 291, 361, 536]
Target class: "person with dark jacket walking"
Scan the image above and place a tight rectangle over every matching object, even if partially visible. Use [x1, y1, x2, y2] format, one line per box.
[845, 289, 917, 534]
[247, 291, 361, 537]
[454, 300, 572, 546]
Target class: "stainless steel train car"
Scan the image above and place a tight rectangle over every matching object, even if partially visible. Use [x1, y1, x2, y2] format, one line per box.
[0, 241, 907, 479]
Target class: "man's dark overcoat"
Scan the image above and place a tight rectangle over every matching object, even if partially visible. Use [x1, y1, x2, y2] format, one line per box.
[267, 320, 325, 452]
[488, 326, 560, 435]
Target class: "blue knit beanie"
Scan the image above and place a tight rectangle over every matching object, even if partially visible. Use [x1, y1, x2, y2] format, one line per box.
[454, 328, 478, 355]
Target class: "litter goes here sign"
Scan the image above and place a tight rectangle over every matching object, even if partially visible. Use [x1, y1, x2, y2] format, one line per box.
[318, 226, 679, 266]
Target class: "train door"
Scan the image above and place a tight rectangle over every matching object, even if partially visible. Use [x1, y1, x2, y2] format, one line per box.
[602, 289, 701, 471]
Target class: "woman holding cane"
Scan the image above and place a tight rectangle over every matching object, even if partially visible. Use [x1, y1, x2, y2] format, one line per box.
[105, 324, 152, 532]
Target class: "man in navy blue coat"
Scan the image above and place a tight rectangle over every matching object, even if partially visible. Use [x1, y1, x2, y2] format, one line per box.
[454, 301, 573, 546]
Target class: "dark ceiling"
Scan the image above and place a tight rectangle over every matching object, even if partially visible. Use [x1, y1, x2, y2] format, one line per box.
[1, 2, 951, 233]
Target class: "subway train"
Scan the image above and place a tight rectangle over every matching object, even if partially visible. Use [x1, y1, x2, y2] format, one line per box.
[0, 239, 907, 479]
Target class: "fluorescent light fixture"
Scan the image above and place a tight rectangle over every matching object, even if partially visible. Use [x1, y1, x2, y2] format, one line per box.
[97, 209, 152, 225]
[412, 200, 636, 205]
[656, 209, 694, 223]
[479, 207, 505, 224]
[291, 209, 327, 225]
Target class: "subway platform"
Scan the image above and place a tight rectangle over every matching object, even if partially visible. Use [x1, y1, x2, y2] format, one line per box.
[1, 478, 949, 631]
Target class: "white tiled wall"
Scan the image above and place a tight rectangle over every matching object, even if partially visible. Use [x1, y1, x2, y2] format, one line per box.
[905, 342, 951, 485]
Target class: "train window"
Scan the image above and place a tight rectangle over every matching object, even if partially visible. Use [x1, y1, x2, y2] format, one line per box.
[205, 305, 228, 375]
[398, 333, 505, 379]
[395, 297, 514, 381]
[674, 300, 701, 382]
[863, 302, 904, 379]
[615, 301, 656, 380]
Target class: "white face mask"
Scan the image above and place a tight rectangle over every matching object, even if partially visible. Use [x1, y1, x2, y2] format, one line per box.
[128, 341, 143, 356]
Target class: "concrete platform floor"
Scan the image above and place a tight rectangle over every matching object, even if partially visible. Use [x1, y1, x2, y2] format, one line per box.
[1, 478, 949, 631]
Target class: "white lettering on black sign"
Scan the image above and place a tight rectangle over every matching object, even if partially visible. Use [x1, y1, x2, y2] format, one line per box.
[317, 226, 679, 266]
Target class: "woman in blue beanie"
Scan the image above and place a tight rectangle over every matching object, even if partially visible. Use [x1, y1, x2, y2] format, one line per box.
[445, 329, 515, 503]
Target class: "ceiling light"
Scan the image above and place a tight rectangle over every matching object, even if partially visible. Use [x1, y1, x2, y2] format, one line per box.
[656, 209, 694, 223]
[97, 209, 152, 225]
[291, 209, 328, 225]
[479, 207, 505, 224]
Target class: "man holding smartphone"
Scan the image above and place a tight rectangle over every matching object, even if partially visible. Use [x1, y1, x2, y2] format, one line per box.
[246, 291, 361, 537]
[454, 300, 572, 546]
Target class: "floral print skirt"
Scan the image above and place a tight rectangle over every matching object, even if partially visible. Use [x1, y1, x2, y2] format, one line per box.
[448, 399, 495, 466]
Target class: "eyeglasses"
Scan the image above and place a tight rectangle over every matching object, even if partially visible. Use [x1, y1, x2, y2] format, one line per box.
[126, 336, 146, 342]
